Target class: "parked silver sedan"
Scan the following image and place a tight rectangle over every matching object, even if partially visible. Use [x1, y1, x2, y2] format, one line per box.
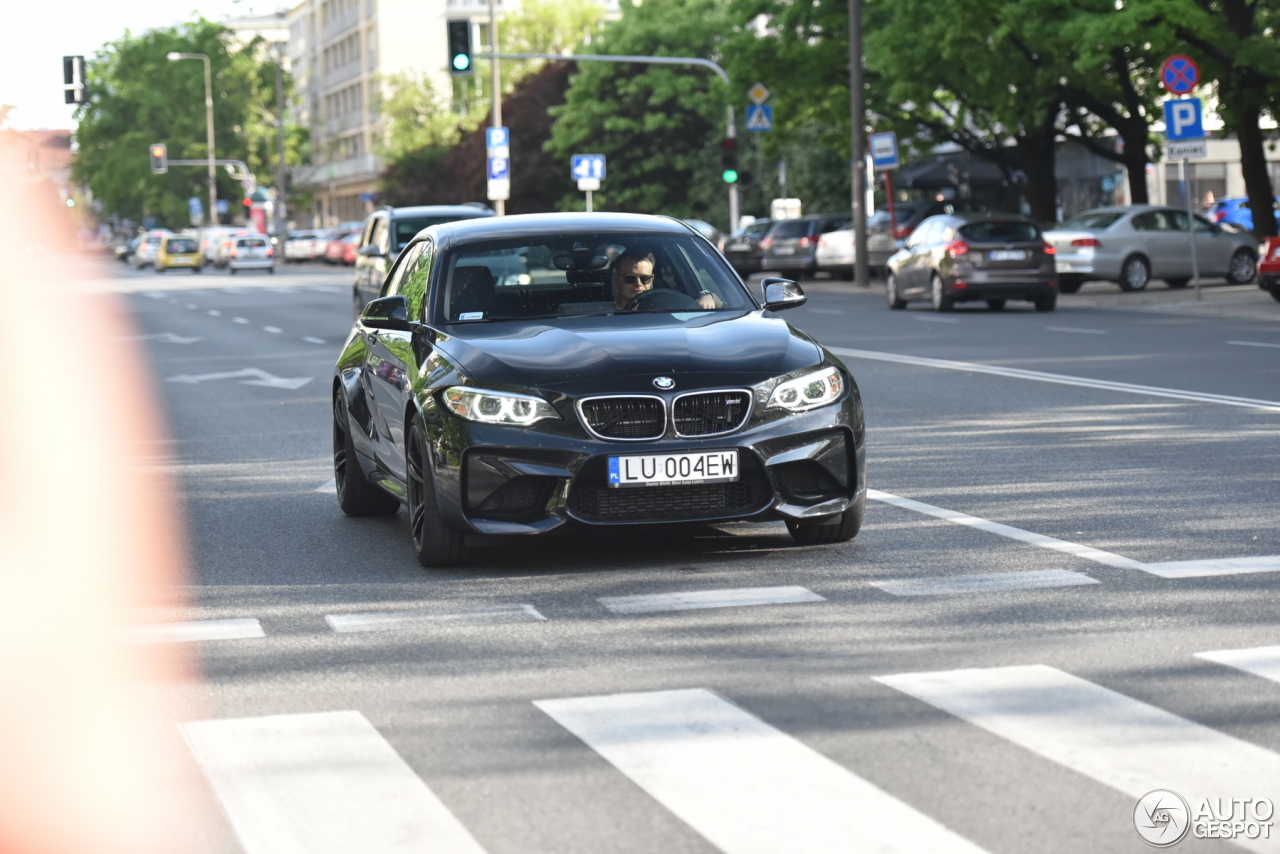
[1044, 206, 1258, 293]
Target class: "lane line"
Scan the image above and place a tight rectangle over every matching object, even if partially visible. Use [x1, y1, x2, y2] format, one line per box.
[912, 316, 959, 324]
[867, 489, 1145, 570]
[315, 479, 337, 493]
[1229, 340, 1280, 350]
[122, 618, 264, 644]
[1195, 645, 1280, 686]
[303, 336, 327, 344]
[233, 317, 249, 324]
[326, 604, 546, 633]
[535, 689, 989, 854]
[871, 569, 1099, 597]
[870, 489, 1280, 578]
[1046, 326, 1105, 334]
[832, 347, 1280, 412]
[181, 711, 488, 854]
[263, 326, 283, 334]
[598, 585, 825, 615]
[208, 309, 222, 316]
[875, 665, 1280, 854]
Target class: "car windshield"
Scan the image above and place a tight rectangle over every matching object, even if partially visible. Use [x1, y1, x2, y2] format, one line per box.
[166, 239, 198, 253]
[770, 220, 811, 240]
[395, 215, 487, 251]
[958, 221, 1040, 242]
[237, 238, 266, 248]
[1060, 212, 1124, 230]
[440, 233, 754, 323]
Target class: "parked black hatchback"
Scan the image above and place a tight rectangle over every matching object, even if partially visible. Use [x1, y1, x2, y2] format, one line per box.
[333, 212, 867, 567]
[885, 213, 1058, 312]
[760, 214, 850, 278]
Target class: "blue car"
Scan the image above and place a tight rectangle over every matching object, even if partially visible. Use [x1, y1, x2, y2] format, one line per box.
[1208, 197, 1280, 230]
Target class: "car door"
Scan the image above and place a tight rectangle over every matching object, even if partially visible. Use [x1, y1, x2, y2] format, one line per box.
[361, 242, 421, 462]
[1135, 210, 1191, 279]
[1186, 212, 1232, 275]
[900, 219, 938, 295]
[355, 215, 387, 311]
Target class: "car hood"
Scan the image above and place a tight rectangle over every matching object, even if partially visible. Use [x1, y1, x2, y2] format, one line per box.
[435, 311, 824, 393]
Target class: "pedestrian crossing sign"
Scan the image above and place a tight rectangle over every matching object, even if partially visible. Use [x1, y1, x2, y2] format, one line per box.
[746, 104, 773, 132]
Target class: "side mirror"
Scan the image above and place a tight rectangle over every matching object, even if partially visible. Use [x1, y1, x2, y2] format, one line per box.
[360, 295, 411, 331]
[760, 277, 806, 311]
[358, 244, 385, 258]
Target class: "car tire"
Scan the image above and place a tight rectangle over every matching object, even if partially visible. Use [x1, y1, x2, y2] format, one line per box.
[1034, 293, 1057, 312]
[886, 273, 907, 309]
[986, 299, 1006, 311]
[1226, 249, 1257, 284]
[930, 274, 954, 312]
[1118, 256, 1150, 291]
[191, 267, 200, 274]
[1057, 276, 1083, 294]
[839, 266, 854, 281]
[1270, 288, 1280, 303]
[155, 265, 164, 273]
[407, 421, 469, 567]
[333, 391, 400, 518]
[1165, 278, 1190, 288]
[229, 267, 237, 276]
[268, 266, 275, 275]
[786, 490, 865, 545]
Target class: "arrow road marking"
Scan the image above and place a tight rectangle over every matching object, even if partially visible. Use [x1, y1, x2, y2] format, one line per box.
[118, 332, 203, 344]
[166, 368, 313, 390]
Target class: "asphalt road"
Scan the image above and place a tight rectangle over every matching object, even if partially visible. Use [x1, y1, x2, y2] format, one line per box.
[110, 259, 1280, 854]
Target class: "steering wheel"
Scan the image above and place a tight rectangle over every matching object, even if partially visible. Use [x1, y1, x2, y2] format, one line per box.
[624, 288, 704, 312]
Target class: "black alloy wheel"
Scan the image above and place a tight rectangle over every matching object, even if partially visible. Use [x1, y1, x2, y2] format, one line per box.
[930, 274, 954, 312]
[886, 273, 907, 309]
[986, 299, 1006, 311]
[333, 392, 400, 517]
[785, 490, 865, 545]
[406, 421, 469, 567]
[1226, 249, 1257, 284]
[1118, 256, 1150, 292]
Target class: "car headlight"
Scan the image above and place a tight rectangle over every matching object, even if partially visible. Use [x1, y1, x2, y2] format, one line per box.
[766, 366, 844, 412]
[443, 387, 560, 425]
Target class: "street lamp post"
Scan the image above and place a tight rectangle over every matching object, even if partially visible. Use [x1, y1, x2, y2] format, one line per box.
[167, 52, 218, 226]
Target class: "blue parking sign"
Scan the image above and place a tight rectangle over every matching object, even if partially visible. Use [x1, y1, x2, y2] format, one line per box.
[488, 155, 510, 181]
[1163, 98, 1205, 141]
[486, 127, 509, 149]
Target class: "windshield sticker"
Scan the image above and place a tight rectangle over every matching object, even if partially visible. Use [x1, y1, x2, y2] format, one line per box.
[459, 312, 485, 321]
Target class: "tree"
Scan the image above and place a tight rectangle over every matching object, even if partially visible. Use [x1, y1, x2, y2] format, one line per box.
[72, 19, 302, 228]
[375, 71, 460, 161]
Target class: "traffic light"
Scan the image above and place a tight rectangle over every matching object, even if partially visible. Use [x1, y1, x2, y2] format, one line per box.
[447, 19, 473, 75]
[149, 143, 168, 174]
[63, 55, 85, 104]
[720, 138, 739, 184]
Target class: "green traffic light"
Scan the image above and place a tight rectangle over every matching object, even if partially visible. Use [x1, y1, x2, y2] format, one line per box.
[722, 169, 739, 184]
[453, 54, 470, 71]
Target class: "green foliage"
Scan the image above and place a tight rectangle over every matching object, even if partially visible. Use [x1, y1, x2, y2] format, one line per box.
[72, 18, 302, 227]
[376, 71, 460, 161]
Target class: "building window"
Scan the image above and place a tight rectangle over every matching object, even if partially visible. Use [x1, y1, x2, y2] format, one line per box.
[1165, 162, 1227, 210]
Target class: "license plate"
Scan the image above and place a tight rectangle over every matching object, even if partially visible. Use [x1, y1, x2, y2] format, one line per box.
[989, 250, 1027, 261]
[728, 242, 750, 252]
[774, 246, 795, 255]
[608, 450, 739, 488]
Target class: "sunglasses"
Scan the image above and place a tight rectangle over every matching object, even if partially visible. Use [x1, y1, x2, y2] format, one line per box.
[622, 274, 654, 285]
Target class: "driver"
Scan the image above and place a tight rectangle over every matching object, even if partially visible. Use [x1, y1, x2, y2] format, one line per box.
[611, 248, 719, 310]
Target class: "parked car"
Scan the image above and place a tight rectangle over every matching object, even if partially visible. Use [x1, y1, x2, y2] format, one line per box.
[353, 204, 496, 316]
[285, 230, 316, 262]
[1207, 196, 1280, 231]
[227, 235, 274, 274]
[1255, 236, 1280, 302]
[681, 219, 723, 249]
[333, 211, 865, 566]
[815, 226, 854, 280]
[324, 231, 356, 264]
[722, 219, 773, 277]
[341, 232, 361, 265]
[885, 213, 1057, 312]
[1044, 206, 1258, 293]
[759, 214, 850, 278]
[154, 236, 203, 274]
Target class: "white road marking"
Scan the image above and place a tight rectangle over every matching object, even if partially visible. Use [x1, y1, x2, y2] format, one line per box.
[143, 291, 166, 299]
[869, 489, 1280, 578]
[208, 309, 222, 316]
[117, 332, 202, 344]
[122, 618, 263, 644]
[166, 368, 313, 390]
[326, 604, 546, 633]
[1046, 326, 1105, 334]
[180, 710, 488, 854]
[1195, 645, 1280, 685]
[875, 665, 1280, 854]
[263, 326, 283, 333]
[871, 569, 1099, 597]
[598, 585, 825, 615]
[912, 315, 959, 323]
[185, 302, 198, 309]
[222, 287, 248, 294]
[267, 287, 296, 293]
[1228, 340, 1280, 349]
[315, 479, 336, 493]
[233, 317, 249, 324]
[535, 688, 989, 854]
[832, 347, 1280, 412]
[302, 336, 327, 344]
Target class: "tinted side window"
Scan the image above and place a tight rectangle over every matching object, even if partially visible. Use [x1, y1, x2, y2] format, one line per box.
[401, 240, 435, 322]
[1132, 211, 1174, 231]
[959, 221, 1040, 242]
[382, 242, 423, 299]
[371, 216, 390, 254]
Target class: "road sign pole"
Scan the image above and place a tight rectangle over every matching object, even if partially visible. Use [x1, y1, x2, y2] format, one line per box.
[848, 0, 869, 288]
[884, 169, 897, 242]
[1182, 158, 1202, 301]
[585, 189, 593, 214]
[488, 0, 504, 216]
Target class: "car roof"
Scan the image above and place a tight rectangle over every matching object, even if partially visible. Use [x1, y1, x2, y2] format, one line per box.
[386, 205, 497, 220]
[425, 212, 697, 248]
[947, 211, 1038, 223]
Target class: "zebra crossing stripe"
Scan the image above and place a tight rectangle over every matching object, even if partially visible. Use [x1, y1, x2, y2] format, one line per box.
[180, 710, 488, 854]
[535, 688, 990, 854]
[326, 604, 545, 633]
[598, 585, 824, 615]
[871, 568, 1098, 597]
[122, 617, 263, 643]
[876, 665, 1280, 854]
[1195, 645, 1280, 686]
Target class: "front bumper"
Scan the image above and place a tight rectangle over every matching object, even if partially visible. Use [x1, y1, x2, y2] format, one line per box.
[420, 394, 864, 535]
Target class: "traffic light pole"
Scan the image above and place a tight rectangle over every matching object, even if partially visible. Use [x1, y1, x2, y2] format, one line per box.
[848, 0, 868, 288]
[487, 0, 504, 216]
[483, 52, 737, 230]
[168, 52, 219, 226]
